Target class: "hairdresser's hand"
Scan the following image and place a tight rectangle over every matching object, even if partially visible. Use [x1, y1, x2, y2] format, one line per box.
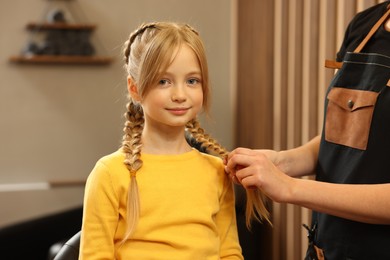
[224, 148, 277, 185]
[225, 147, 295, 203]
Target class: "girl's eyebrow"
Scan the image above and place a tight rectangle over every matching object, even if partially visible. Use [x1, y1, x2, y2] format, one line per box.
[188, 71, 202, 75]
[162, 70, 202, 76]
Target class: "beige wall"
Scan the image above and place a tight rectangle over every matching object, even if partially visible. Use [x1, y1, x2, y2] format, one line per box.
[0, 0, 236, 227]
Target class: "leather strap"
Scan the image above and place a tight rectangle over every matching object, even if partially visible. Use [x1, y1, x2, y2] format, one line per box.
[324, 60, 343, 69]
[325, 3, 390, 69]
[354, 4, 390, 53]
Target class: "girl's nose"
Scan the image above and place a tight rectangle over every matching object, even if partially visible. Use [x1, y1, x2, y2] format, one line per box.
[171, 86, 186, 102]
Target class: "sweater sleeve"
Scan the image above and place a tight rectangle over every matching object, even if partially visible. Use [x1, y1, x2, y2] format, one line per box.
[80, 160, 119, 260]
[215, 165, 244, 260]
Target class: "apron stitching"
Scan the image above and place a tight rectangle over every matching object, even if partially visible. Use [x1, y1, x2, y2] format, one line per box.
[343, 60, 390, 69]
[346, 51, 390, 59]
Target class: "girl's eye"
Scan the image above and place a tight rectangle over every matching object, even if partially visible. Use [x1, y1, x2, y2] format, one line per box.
[187, 78, 201, 85]
[158, 79, 170, 86]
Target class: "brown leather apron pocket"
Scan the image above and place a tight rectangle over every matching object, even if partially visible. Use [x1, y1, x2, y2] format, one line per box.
[325, 87, 379, 150]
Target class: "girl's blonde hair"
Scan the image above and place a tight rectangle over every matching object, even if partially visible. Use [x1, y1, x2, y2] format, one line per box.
[121, 21, 270, 242]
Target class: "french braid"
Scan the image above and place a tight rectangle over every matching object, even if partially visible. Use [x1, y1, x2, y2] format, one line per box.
[120, 23, 159, 242]
[124, 22, 158, 65]
[185, 118, 228, 158]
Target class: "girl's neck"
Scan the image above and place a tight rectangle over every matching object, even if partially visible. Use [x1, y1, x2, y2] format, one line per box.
[141, 127, 192, 155]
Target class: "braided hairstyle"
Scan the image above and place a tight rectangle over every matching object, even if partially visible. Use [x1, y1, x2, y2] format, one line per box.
[121, 22, 269, 241]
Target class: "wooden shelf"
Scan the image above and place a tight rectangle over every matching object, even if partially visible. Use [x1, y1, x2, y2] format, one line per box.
[11, 17, 110, 65]
[26, 22, 96, 31]
[9, 55, 113, 65]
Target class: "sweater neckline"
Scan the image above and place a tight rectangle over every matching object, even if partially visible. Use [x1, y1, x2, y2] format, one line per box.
[140, 148, 200, 161]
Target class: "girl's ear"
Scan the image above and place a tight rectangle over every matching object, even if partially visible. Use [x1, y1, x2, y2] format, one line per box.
[127, 76, 141, 101]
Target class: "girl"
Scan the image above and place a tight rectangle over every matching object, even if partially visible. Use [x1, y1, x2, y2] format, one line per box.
[80, 22, 247, 259]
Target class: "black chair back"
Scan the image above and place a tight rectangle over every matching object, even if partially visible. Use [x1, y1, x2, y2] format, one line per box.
[53, 231, 81, 260]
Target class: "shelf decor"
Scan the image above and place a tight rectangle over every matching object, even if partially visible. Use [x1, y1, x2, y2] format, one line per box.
[9, 1, 112, 65]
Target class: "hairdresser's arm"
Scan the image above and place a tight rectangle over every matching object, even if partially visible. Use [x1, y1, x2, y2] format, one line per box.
[261, 135, 321, 177]
[287, 177, 390, 224]
[225, 141, 390, 225]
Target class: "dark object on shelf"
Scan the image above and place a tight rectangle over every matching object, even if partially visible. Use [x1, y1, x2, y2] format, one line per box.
[38, 30, 95, 56]
[10, 4, 112, 65]
[47, 9, 67, 23]
[10, 22, 110, 64]
[22, 41, 40, 56]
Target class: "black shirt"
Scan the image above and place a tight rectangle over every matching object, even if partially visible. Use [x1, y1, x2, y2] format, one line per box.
[337, 1, 390, 61]
[314, 2, 390, 259]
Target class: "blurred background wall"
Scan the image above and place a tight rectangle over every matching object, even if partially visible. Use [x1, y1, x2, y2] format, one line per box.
[0, 0, 236, 227]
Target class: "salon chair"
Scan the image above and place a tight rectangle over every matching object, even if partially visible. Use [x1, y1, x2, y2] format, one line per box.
[52, 230, 81, 260]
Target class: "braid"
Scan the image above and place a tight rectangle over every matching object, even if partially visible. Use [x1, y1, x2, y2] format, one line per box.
[120, 22, 164, 243]
[121, 100, 144, 241]
[122, 101, 144, 172]
[186, 118, 228, 159]
[124, 22, 158, 65]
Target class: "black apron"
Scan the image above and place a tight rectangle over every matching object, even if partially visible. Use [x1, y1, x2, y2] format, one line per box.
[310, 6, 390, 260]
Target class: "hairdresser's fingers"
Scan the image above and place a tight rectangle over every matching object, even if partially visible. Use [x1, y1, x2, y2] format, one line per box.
[234, 165, 256, 183]
[224, 164, 243, 185]
[240, 175, 261, 190]
[224, 169, 240, 184]
[226, 152, 265, 172]
[225, 151, 269, 187]
[225, 163, 245, 182]
[224, 165, 231, 174]
[231, 175, 240, 184]
[233, 153, 273, 184]
[226, 147, 258, 161]
[225, 154, 247, 170]
[222, 154, 232, 165]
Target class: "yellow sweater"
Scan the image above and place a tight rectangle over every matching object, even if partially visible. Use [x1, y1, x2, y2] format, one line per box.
[80, 149, 243, 260]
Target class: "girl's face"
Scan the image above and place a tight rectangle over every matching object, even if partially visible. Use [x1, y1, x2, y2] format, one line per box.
[137, 44, 203, 131]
